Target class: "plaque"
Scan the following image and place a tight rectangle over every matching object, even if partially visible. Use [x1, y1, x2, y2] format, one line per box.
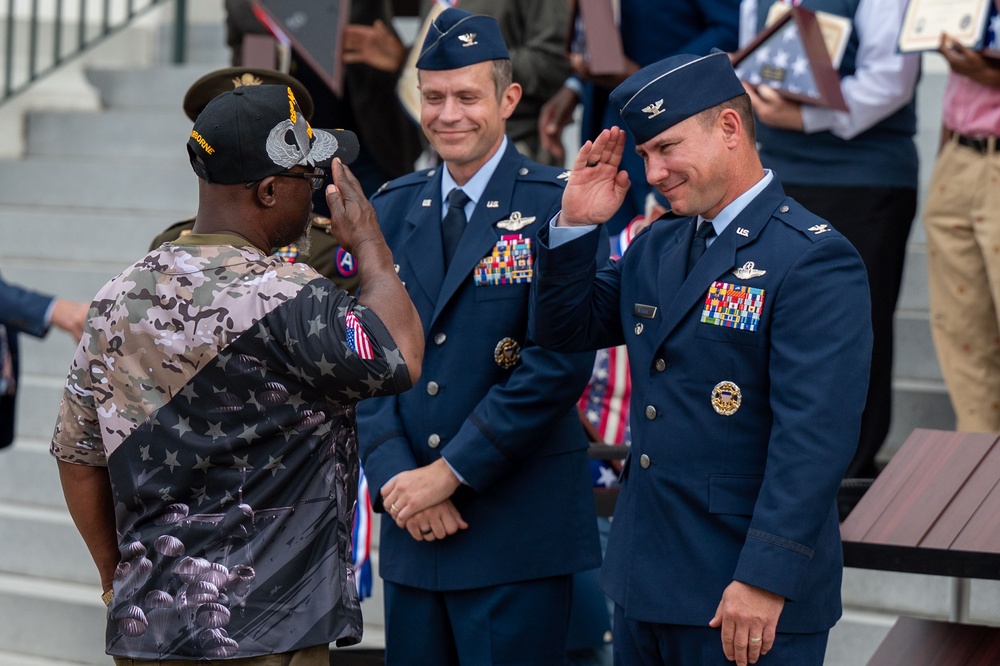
[732, 7, 848, 112]
[898, 0, 994, 52]
[567, 0, 627, 76]
[251, 0, 351, 96]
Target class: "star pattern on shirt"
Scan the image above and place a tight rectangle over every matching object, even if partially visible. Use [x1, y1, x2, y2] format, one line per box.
[164, 450, 181, 472]
[263, 455, 286, 477]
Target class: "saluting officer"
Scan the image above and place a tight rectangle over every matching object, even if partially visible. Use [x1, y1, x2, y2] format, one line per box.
[532, 52, 873, 666]
[149, 67, 361, 294]
[356, 9, 602, 665]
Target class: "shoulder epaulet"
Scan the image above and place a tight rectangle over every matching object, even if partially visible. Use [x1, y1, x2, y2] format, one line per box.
[774, 199, 841, 242]
[372, 168, 438, 197]
[514, 161, 570, 187]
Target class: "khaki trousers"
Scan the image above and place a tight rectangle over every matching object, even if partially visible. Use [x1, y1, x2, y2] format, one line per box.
[924, 135, 1000, 432]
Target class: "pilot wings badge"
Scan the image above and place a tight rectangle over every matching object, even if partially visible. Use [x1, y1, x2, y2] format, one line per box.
[496, 211, 536, 231]
[643, 99, 665, 118]
[459, 33, 478, 47]
[732, 261, 766, 280]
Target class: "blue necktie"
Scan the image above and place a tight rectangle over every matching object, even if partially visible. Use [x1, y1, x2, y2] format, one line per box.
[442, 188, 470, 268]
[686, 220, 716, 276]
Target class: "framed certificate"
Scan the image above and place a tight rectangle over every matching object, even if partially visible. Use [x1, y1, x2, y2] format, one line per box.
[251, 0, 352, 96]
[898, 0, 993, 52]
[732, 7, 848, 111]
[567, 0, 627, 76]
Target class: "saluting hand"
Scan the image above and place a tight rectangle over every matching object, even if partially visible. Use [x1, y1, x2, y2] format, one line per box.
[325, 159, 385, 257]
[559, 127, 631, 227]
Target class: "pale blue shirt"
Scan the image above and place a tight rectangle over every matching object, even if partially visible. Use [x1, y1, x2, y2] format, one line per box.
[440, 136, 509, 223]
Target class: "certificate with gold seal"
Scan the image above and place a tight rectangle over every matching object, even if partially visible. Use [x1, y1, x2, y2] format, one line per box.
[898, 0, 994, 52]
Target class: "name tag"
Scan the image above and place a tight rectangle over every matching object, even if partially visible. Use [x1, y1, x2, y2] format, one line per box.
[633, 304, 658, 319]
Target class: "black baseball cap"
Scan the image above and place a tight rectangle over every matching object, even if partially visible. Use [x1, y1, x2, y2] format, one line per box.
[186, 84, 359, 185]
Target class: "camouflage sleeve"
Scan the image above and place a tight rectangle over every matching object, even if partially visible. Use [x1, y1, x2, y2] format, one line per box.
[283, 279, 413, 402]
[50, 342, 108, 467]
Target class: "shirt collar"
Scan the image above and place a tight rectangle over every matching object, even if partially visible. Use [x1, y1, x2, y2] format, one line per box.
[440, 136, 509, 215]
[698, 169, 774, 239]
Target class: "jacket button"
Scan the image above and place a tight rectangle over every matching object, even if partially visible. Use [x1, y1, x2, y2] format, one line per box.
[434, 333, 447, 345]
[639, 454, 651, 469]
[645, 405, 657, 420]
[426, 381, 440, 396]
[654, 358, 666, 372]
[428, 434, 440, 448]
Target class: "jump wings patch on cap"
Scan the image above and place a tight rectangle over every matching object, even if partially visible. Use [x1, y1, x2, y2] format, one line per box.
[265, 88, 338, 169]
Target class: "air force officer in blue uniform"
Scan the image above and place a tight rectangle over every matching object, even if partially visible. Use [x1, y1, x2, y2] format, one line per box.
[1, 271, 88, 449]
[356, 9, 601, 664]
[531, 53, 873, 665]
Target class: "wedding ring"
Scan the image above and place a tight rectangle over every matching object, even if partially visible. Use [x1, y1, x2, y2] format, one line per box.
[390, 503, 398, 513]
[749, 637, 762, 643]
[586, 161, 599, 167]
[420, 528, 433, 535]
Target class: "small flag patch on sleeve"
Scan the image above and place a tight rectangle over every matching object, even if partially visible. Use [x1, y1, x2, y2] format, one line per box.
[345, 310, 375, 360]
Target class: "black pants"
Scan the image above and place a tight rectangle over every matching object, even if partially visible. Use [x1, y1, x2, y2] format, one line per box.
[784, 184, 917, 479]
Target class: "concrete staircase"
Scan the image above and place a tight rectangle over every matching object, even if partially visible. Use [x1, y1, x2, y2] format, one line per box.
[0, 7, 980, 663]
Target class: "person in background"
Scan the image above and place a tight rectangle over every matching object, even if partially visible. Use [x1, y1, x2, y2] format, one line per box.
[739, 0, 920, 480]
[357, 10, 601, 664]
[924, 11, 1000, 433]
[532, 51, 872, 665]
[1, 271, 88, 450]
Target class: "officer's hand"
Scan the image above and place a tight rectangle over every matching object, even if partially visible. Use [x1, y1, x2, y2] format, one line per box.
[325, 159, 384, 257]
[382, 458, 462, 528]
[709, 580, 784, 665]
[559, 127, 631, 227]
[403, 500, 469, 542]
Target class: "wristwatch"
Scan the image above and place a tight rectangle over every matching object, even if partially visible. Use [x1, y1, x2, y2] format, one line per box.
[101, 589, 113, 607]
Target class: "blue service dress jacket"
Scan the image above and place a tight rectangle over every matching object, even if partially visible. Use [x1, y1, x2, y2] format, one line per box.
[0, 271, 54, 449]
[357, 141, 603, 591]
[532, 178, 872, 632]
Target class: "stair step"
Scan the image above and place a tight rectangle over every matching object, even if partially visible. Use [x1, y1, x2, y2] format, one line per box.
[0, 157, 195, 213]
[86, 64, 226, 110]
[0, 501, 100, 586]
[881, 378, 955, 463]
[893, 310, 941, 382]
[0, 441, 65, 509]
[26, 109, 192, 158]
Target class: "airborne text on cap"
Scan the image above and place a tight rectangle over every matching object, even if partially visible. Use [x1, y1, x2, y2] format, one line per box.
[190, 130, 214, 155]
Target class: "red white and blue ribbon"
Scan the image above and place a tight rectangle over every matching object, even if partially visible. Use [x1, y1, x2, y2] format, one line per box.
[352, 466, 373, 600]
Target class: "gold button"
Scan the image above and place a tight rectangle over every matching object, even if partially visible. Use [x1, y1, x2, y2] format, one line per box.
[427, 381, 440, 396]
[654, 358, 666, 372]
[645, 405, 656, 420]
[639, 454, 651, 469]
[434, 333, 447, 345]
[428, 434, 440, 448]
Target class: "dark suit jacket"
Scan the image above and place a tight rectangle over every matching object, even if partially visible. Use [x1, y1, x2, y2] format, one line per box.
[532, 178, 872, 632]
[357, 142, 602, 590]
[0, 271, 54, 449]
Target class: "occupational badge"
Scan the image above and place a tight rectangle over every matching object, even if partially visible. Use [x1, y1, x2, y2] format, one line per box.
[494, 337, 521, 369]
[496, 211, 536, 231]
[711, 381, 742, 416]
[732, 261, 766, 280]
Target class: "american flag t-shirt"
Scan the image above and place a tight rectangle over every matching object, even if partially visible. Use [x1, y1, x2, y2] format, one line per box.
[345, 311, 374, 360]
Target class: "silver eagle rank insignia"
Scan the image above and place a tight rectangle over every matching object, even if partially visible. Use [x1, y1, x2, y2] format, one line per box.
[643, 99, 665, 118]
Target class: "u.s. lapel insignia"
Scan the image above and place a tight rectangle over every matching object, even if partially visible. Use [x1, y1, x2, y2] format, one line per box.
[486, 200, 500, 209]
[558, 171, 570, 181]
[643, 99, 665, 118]
[808, 224, 831, 235]
[732, 261, 766, 280]
[711, 381, 742, 416]
[496, 211, 536, 231]
[422, 199, 432, 207]
[736, 227, 750, 237]
[494, 337, 521, 369]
